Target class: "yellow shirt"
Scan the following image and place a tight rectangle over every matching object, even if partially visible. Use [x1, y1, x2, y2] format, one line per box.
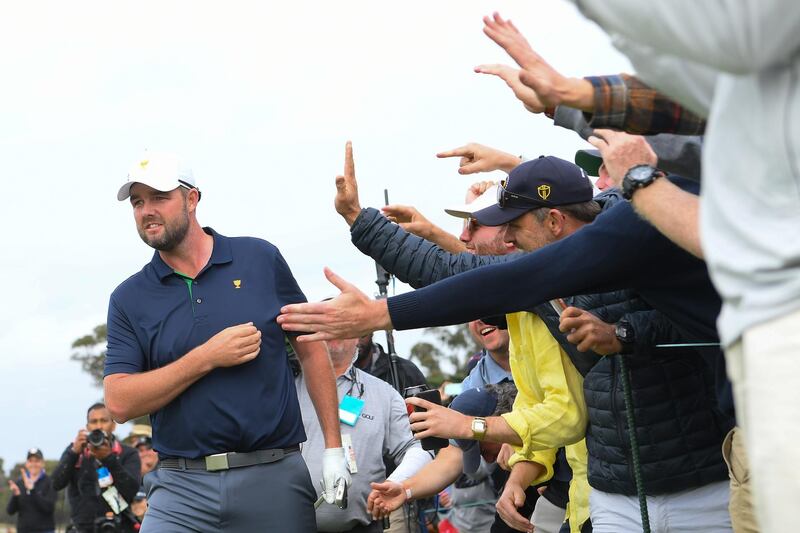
[500, 311, 591, 533]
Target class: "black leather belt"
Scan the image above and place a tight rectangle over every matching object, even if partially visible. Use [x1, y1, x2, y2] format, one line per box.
[159, 445, 300, 472]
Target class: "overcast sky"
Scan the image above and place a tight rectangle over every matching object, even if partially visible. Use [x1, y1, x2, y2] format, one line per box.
[0, 1, 630, 470]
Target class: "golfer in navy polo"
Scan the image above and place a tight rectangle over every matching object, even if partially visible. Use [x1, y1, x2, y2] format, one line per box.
[104, 152, 350, 532]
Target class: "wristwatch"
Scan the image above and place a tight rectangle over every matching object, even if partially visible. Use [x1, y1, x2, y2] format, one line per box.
[471, 417, 488, 441]
[615, 320, 636, 355]
[622, 164, 665, 200]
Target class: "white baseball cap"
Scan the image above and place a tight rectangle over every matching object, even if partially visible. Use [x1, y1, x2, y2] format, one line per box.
[117, 151, 197, 201]
[443, 185, 499, 219]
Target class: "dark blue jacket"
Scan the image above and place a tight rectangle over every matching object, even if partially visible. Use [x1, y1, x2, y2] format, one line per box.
[349, 185, 732, 494]
[6, 474, 56, 533]
[382, 178, 733, 419]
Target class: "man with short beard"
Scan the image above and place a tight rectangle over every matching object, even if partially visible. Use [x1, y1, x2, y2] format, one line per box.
[104, 151, 347, 533]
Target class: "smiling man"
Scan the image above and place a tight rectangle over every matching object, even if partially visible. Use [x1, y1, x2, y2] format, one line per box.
[103, 152, 347, 533]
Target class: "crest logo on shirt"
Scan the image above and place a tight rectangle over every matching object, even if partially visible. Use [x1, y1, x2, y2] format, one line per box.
[233, 279, 242, 289]
[537, 185, 551, 201]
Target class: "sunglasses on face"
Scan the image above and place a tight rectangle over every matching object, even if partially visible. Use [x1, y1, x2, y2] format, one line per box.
[496, 178, 547, 208]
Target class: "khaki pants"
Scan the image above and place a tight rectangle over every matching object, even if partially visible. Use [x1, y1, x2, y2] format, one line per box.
[383, 505, 410, 533]
[721, 428, 758, 533]
[725, 308, 800, 533]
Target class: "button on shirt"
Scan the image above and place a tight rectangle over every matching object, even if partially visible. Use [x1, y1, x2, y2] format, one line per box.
[105, 228, 308, 458]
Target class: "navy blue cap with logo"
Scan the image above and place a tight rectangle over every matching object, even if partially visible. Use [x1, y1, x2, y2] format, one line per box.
[473, 155, 594, 227]
[449, 387, 498, 474]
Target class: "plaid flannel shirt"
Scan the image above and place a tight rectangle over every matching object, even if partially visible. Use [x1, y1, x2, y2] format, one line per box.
[584, 74, 706, 136]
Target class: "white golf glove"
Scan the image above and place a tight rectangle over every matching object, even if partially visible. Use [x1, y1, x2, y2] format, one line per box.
[321, 447, 351, 504]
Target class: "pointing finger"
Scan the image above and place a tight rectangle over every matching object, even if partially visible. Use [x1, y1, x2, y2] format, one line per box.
[437, 145, 471, 159]
[344, 141, 355, 178]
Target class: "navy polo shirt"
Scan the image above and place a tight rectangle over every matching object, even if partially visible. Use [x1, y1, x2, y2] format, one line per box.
[105, 228, 308, 459]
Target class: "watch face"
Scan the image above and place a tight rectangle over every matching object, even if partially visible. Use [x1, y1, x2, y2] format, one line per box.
[472, 418, 487, 433]
[630, 165, 657, 182]
[615, 322, 634, 343]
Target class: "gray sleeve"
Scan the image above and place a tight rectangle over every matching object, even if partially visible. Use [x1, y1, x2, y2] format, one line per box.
[647, 134, 703, 181]
[350, 207, 511, 288]
[553, 106, 594, 140]
[554, 105, 703, 180]
[572, 0, 800, 74]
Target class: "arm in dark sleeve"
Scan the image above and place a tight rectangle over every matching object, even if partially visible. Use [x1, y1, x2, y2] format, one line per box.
[102, 450, 141, 503]
[350, 207, 513, 288]
[6, 482, 19, 515]
[386, 194, 684, 331]
[29, 476, 56, 516]
[622, 309, 689, 359]
[51, 446, 79, 491]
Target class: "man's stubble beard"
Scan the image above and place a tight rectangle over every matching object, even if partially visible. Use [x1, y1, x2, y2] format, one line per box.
[473, 232, 510, 256]
[138, 202, 190, 251]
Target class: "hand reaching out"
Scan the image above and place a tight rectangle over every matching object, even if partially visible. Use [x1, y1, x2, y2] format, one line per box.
[278, 268, 391, 342]
[437, 143, 521, 175]
[474, 64, 545, 114]
[381, 204, 434, 240]
[482, 12, 594, 111]
[367, 481, 406, 519]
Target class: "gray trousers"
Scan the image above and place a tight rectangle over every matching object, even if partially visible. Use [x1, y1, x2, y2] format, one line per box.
[141, 452, 316, 532]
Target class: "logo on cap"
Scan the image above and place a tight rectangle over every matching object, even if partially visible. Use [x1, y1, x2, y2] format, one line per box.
[537, 185, 551, 201]
[233, 279, 242, 289]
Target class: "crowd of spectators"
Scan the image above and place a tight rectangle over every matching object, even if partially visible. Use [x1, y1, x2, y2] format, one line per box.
[276, 5, 800, 533]
[7, 3, 799, 532]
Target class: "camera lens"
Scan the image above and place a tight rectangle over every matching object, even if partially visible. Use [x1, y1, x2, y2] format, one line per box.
[87, 429, 107, 447]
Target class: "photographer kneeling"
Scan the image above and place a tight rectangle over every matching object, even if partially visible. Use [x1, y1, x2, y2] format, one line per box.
[52, 402, 141, 533]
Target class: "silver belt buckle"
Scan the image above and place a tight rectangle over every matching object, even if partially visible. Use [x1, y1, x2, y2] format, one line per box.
[205, 453, 229, 471]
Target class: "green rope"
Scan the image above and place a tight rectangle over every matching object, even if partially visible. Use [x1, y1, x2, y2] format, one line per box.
[618, 354, 651, 533]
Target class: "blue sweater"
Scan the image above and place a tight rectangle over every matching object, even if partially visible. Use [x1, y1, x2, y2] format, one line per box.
[387, 177, 733, 417]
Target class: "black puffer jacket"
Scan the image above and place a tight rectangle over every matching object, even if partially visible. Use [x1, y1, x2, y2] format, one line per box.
[568, 293, 732, 495]
[349, 190, 732, 494]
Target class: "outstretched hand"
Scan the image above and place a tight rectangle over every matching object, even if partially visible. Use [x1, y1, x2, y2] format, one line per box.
[474, 63, 545, 114]
[278, 267, 391, 342]
[367, 481, 406, 519]
[381, 204, 435, 239]
[482, 12, 592, 111]
[334, 141, 362, 226]
[437, 143, 521, 175]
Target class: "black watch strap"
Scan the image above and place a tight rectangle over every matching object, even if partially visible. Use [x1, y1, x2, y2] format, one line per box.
[615, 320, 636, 355]
[622, 165, 665, 200]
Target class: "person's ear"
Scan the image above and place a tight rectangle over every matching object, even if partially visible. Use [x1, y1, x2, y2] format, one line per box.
[547, 209, 565, 236]
[187, 188, 201, 212]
